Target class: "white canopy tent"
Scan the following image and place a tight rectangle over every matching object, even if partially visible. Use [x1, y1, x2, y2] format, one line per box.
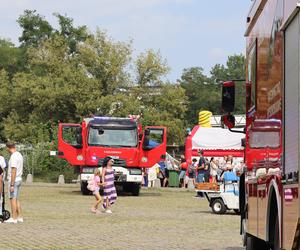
[192, 127, 244, 150]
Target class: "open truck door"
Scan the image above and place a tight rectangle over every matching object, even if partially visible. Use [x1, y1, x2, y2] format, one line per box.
[139, 126, 167, 168]
[57, 123, 85, 166]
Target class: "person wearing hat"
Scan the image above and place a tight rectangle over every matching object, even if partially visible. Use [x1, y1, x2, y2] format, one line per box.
[101, 156, 117, 213]
[5, 141, 24, 224]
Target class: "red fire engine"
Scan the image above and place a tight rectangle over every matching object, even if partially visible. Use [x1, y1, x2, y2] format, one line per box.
[221, 1, 300, 249]
[55, 116, 166, 196]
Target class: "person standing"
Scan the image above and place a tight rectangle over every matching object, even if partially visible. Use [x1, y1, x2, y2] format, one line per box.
[5, 142, 23, 224]
[101, 157, 117, 214]
[179, 155, 188, 188]
[188, 158, 197, 186]
[210, 157, 218, 183]
[0, 154, 6, 171]
[204, 157, 210, 182]
[0, 154, 6, 221]
[91, 168, 103, 214]
[196, 150, 206, 183]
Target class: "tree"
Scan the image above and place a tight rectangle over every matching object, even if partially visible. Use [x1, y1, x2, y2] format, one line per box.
[78, 29, 132, 96]
[1, 30, 132, 142]
[210, 54, 245, 113]
[179, 55, 245, 127]
[179, 67, 218, 126]
[135, 49, 170, 86]
[0, 39, 26, 79]
[53, 13, 90, 54]
[17, 10, 53, 47]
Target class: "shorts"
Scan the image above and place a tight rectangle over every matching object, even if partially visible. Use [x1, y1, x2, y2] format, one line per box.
[93, 188, 101, 195]
[179, 170, 186, 180]
[9, 181, 22, 199]
[188, 172, 195, 178]
[165, 168, 169, 178]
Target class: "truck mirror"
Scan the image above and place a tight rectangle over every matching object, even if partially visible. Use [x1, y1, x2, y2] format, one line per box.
[144, 129, 150, 136]
[222, 81, 235, 113]
[221, 114, 235, 129]
[139, 133, 143, 140]
[76, 127, 83, 148]
[142, 133, 150, 150]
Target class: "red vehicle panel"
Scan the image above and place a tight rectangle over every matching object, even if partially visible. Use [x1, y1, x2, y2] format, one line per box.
[221, 1, 300, 249]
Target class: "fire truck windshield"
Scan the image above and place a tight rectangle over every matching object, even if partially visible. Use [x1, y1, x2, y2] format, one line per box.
[88, 127, 138, 147]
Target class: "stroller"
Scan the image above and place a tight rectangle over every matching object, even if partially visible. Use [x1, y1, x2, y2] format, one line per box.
[0, 169, 10, 222]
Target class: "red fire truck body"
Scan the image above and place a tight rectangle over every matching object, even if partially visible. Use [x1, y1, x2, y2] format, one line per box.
[222, 1, 300, 249]
[56, 116, 167, 195]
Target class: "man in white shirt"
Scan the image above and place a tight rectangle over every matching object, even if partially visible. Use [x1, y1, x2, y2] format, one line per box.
[0, 155, 6, 220]
[5, 142, 23, 224]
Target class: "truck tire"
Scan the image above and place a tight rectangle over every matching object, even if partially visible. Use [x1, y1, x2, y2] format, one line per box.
[211, 199, 226, 214]
[241, 219, 247, 246]
[233, 209, 240, 214]
[132, 183, 140, 196]
[246, 235, 269, 250]
[271, 216, 279, 250]
[81, 182, 91, 195]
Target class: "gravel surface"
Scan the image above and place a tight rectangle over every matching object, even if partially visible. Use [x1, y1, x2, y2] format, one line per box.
[0, 183, 245, 250]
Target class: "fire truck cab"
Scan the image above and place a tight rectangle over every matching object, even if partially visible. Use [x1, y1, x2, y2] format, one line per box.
[56, 116, 167, 196]
[221, 1, 300, 249]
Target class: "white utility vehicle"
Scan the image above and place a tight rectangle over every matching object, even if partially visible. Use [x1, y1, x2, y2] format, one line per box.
[196, 172, 240, 214]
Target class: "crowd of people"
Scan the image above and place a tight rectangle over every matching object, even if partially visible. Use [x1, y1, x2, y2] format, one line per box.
[142, 150, 244, 188]
[180, 150, 244, 188]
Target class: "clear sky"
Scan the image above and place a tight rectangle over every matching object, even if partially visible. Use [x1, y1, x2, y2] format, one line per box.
[0, 0, 251, 82]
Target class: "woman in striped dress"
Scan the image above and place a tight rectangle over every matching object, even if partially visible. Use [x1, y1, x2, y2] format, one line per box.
[101, 157, 117, 213]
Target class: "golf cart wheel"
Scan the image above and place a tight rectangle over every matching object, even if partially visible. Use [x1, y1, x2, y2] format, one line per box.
[3, 210, 10, 220]
[234, 209, 240, 214]
[211, 199, 226, 214]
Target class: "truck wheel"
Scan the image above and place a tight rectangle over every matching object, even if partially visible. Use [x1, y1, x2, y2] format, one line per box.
[132, 184, 140, 196]
[81, 182, 91, 195]
[211, 199, 226, 214]
[246, 235, 269, 250]
[241, 219, 247, 246]
[271, 216, 279, 250]
[233, 209, 240, 214]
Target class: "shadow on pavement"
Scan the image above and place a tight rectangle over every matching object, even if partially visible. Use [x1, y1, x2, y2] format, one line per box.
[139, 192, 162, 197]
[225, 247, 245, 250]
[193, 210, 240, 216]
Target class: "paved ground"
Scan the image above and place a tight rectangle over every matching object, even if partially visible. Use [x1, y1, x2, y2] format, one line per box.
[0, 183, 245, 250]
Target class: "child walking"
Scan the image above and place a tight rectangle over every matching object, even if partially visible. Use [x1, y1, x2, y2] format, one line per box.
[101, 157, 117, 214]
[91, 168, 102, 214]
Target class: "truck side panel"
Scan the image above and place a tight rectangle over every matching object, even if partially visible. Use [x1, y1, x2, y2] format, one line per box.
[245, 0, 300, 249]
[283, 5, 300, 249]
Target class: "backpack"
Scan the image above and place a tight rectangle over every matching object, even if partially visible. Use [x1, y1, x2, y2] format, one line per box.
[87, 178, 96, 191]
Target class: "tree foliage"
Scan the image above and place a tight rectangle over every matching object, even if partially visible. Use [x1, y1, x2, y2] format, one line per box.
[0, 10, 188, 147]
[136, 49, 170, 86]
[180, 54, 245, 127]
[0, 10, 245, 170]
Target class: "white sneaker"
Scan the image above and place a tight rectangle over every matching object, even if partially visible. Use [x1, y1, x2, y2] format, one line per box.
[105, 210, 112, 214]
[17, 217, 23, 223]
[4, 218, 17, 224]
